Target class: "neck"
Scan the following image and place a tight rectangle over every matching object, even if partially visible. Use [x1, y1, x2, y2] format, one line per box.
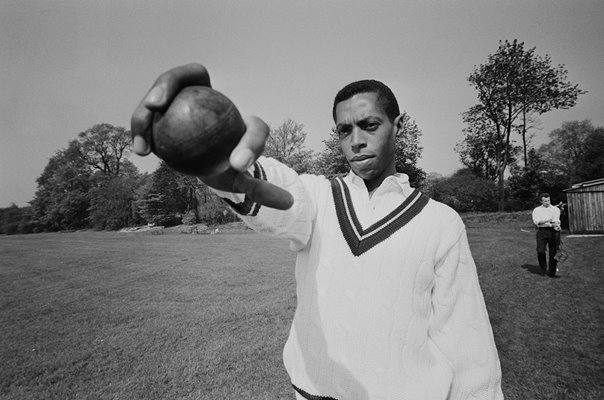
[363, 166, 396, 195]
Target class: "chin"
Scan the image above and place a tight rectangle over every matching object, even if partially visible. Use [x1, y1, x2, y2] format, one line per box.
[352, 168, 378, 181]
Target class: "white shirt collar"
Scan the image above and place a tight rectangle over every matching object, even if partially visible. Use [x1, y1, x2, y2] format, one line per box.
[343, 170, 413, 197]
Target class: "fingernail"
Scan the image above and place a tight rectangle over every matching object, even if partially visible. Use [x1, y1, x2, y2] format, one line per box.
[145, 87, 164, 104]
[231, 148, 255, 171]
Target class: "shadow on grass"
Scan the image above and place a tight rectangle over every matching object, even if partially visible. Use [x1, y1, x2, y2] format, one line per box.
[521, 264, 545, 276]
[521, 264, 562, 279]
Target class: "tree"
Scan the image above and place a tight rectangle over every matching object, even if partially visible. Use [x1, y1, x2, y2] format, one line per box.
[312, 131, 349, 178]
[30, 123, 142, 232]
[393, 113, 426, 187]
[88, 161, 143, 230]
[507, 149, 566, 210]
[455, 105, 518, 181]
[538, 120, 604, 185]
[314, 112, 425, 187]
[264, 119, 316, 173]
[136, 161, 203, 226]
[467, 39, 584, 210]
[0, 204, 34, 235]
[430, 169, 498, 213]
[582, 127, 604, 181]
[78, 123, 131, 176]
[30, 141, 92, 231]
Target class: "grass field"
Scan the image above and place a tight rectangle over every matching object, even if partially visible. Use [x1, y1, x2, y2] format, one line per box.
[1, 216, 603, 400]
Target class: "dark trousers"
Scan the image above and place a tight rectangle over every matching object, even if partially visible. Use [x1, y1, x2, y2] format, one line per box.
[536, 228, 559, 277]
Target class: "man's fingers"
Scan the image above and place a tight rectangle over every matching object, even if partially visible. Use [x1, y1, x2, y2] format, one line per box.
[131, 63, 211, 156]
[130, 102, 153, 155]
[144, 63, 211, 110]
[230, 116, 270, 171]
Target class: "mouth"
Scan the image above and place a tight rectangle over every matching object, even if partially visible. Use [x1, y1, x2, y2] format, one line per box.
[350, 154, 374, 162]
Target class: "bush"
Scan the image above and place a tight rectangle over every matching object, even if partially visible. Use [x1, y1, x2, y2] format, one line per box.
[431, 169, 498, 212]
[198, 201, 239, 225]
[182, 210, 199, 225]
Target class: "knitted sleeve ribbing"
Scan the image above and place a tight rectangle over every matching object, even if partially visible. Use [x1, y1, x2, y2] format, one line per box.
[210, 156, 317, 251]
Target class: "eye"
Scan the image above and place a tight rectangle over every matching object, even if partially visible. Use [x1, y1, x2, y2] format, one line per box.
[366, 122, 379, 131]
[360, 120, 380, 131]
[336, 125, 351, 138]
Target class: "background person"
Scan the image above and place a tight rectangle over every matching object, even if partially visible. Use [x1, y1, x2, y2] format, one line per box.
[131, 63, 504, 400]
[532, 193, 561, 277]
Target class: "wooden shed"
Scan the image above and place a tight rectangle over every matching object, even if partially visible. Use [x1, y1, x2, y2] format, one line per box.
[563, 177, 604, 234]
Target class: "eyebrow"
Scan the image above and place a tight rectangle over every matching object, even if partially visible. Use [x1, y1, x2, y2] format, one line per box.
[335, 116, 382, 131]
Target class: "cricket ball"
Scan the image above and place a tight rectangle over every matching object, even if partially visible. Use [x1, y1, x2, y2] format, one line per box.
[151, 86, 246, 176]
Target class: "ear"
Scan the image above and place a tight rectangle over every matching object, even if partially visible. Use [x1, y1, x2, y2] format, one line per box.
[393, 114, 405, 136]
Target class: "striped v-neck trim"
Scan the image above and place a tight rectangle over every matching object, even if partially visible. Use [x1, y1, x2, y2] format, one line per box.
[331, 177, 429, 256]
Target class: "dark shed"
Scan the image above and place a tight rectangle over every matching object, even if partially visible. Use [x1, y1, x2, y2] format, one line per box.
[563, 177, 604, 234]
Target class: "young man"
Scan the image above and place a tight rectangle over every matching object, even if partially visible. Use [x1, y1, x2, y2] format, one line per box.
[131, 64, 504, 399]
[532, 193, 561, 277]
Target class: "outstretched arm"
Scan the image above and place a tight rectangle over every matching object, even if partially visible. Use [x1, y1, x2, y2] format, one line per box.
[130, 63, 293, 210]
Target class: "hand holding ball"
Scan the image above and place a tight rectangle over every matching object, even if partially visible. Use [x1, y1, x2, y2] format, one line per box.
[149, 86, 293, 210]
[151, 86, 245, 176]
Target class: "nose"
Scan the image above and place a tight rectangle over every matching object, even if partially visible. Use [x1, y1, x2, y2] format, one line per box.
[350, 128, 366, 152]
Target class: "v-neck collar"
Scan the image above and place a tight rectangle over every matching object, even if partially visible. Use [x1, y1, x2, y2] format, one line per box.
[331, 176, 429, 256]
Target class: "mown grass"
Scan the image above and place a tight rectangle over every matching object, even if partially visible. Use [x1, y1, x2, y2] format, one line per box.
[1, 215, 603, 400]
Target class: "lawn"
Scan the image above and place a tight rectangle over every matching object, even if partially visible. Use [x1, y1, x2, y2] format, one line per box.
[1, 215, 603, 400]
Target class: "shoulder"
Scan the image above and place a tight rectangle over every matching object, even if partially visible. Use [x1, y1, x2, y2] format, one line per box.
[422, 197, 465, 233]
[425, 197, 463, 222]
[422, 198, 468, 258]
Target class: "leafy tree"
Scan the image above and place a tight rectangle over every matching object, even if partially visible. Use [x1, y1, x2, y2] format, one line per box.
[455, 105, 519, 181]
[30, 141, 92, 231]
[314, 112, 425, 187]
[538, 120, 603, 185]
[582, 127, 604, 181]
[467, 39, 584, 210]
[430, 169, 498, 212]
[393, 113, 426, 187]
[0, 204, 34, 235]
[136, 162, 204, 226]
[78, 123, 131, 176]
[30, 123, 142, 232]
[88, 161, 143, 230]
[312, 131, 352, 179]
[420, 172, 445, 199]
[507, 149, 566, 210]
[264, 119, 316, 173]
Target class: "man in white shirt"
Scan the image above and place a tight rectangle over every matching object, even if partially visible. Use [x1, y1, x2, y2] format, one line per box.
[131, 64, 504, 399]
[532, 193, 561, 277]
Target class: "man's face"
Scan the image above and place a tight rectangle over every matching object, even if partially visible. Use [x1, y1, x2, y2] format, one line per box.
[540, 196, 551, 207]
[334, 92, 399, 187]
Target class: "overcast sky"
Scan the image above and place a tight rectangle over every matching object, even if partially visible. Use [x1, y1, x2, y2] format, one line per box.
[1, 0, 602, 207]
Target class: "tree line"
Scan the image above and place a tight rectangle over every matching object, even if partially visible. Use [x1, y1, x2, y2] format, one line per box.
[2, 39, 602, 234]
[0, 117, 425, 235]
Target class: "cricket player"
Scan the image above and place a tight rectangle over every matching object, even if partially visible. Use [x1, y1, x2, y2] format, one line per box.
[532, 193, 561, 277]
[131, 63, 504, 399]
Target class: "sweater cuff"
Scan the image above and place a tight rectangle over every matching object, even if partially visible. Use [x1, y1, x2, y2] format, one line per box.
[211, 161, 267, 217]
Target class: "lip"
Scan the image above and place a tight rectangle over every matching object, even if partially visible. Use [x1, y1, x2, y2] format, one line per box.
[350, 154, 374, 162]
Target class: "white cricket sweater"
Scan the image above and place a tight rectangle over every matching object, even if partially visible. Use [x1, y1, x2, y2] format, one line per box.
[214, 157, 503, 400]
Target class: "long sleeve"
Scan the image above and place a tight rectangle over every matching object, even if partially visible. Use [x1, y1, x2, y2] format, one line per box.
[429, 216, 503, 400]
[210, 156, 318, 251]
[532, 208, 541, 226]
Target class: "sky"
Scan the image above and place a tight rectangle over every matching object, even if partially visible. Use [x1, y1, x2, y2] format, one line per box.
[1, 0, 603, 208]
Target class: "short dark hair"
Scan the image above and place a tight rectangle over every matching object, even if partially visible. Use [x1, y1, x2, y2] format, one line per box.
[539, 193, 550, 199]
[332, 79, 400, 123]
